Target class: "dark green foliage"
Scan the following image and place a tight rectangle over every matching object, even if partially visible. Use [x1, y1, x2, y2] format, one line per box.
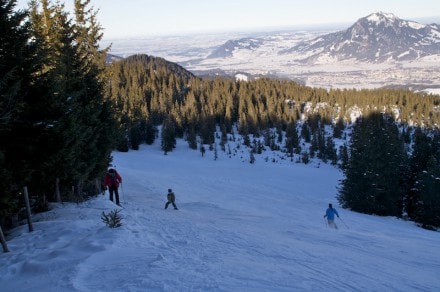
[1, 0, 117, 228]
[142, 120, 157, 145]
[115, 129, 129, 152]
[187, 126, 198, 150]
[338, 113, 406, 216]
[333, 118, 345, 139]
[413, 155, 440, 229]
[106, 54, 194, 151]
[301, 123, 311, 143]
[0, 0, 37, 224]
[103, 37, 440, 229]
[338, 144, 349, 170]
[405, 127, 433, 218]
[161, 117, 176, 154]
[101, 209, 123, 228]
[200, 115, 216, 145]
[324, 136, 338, 165]
[129, 124, 142, 150]
[22, 0, 117, 197]
[285, 121, 299, 157]
[3, 0, 440, 230]
[107, 54, 440, 151]
[407, 131, 440, 228]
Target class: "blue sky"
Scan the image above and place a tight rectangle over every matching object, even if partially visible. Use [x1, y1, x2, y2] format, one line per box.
[15, 0, 440, 38]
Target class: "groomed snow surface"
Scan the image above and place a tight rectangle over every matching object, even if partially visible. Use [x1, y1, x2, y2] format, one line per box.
[1, 140, 440, 291]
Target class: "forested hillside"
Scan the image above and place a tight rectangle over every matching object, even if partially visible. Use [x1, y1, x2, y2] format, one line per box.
[107, 54, 440, 229]
[108, 54, 440, 146]
[1, 0, 439, 231]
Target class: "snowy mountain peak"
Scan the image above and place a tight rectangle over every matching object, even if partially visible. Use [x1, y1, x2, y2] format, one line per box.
[284, 12, 440, 63]
[362, 11, 429, 31]
[365, 12, 399, 25]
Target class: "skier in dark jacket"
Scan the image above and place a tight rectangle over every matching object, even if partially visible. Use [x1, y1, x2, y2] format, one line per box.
[324, 203, 339, 229]
[104, 168, 122, 205]
[165, 188, 178, 210]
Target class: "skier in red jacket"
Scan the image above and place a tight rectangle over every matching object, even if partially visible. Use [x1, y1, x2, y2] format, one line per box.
[104, 168, 122, 205]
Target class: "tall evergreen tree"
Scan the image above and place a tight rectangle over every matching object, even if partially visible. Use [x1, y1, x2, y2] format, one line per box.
[409, 131, 440, 228]
[413, 153, 440, 229]
[405, 127, 433, 218]
[324, 136, 338, 165]
[25, 0, 86, 195]
[338, 143, 349, 170]
[161, 117, 176, 154]
[333, 118, 345, 139]
[285, 120, 299, 157]
[0, 0, 37, 223]
[186, 126, 197, 150]
[301, 122, 311, 143]
[338, 113, 406, 216]
[73, 0, 116, 180]
[22, 0, 116, 198]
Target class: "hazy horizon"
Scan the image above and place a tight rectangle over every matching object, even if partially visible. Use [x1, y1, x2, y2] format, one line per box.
[15, 0, 440, 39]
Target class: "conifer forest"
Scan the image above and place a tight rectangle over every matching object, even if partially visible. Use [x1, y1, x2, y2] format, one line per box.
[1, 0, 439, 230]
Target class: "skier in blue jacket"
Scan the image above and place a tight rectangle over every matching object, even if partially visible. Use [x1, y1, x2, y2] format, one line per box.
[324, 203, 339, 229]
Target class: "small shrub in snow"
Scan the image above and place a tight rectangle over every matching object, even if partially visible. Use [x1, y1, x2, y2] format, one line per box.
[101, 209, 123, 228]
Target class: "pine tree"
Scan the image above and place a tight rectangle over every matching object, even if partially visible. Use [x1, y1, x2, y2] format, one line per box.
[161, 117, 176, 154]
[0, 0, 36, 223]
[21, 0, 115, 198]
[129, 122, 142, 150]
[338, 113, 406, 216]
[23, 0, 84, 194]
[301, 122, 311, 143]
[285, 121, 298, 157]
[72, 0, 116, 180]
[333, 118, 345, 139]
[186, 126, 197, 150]
[409, 131, 440, 228]
[405, 127, 433, 218]
[413, 154, 440, 229]
[338, 144, 349, 170]
[324, 136, 338, 165]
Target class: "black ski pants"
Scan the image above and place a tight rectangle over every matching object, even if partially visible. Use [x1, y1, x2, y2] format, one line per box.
[165, 201, 177, 209]
[108, 185, 120, 205]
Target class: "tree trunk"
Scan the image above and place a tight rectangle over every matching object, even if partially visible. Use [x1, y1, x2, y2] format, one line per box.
[55, 178, 61, 203]
[23, 186, 34, 232]
[95, 178, 101, 195]
[0, 225, 9, 253]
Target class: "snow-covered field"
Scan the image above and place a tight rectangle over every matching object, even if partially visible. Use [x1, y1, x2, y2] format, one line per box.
[102, 29, 440, 92]
[1, 140, 440, 291]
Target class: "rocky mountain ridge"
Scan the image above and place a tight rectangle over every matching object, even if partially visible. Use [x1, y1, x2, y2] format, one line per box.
[282, 12, 440, 63]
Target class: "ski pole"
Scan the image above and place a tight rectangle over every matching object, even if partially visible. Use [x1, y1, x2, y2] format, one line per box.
[338, 217, 349, 229]
[120, 182, 125, 204]
[323, 217, 328, 227]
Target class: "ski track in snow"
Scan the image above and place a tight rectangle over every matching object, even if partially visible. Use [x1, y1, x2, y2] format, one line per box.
[1, 142, 440, 291]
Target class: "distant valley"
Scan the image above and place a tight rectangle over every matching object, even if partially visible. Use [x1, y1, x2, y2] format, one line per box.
[103, 13, 440, 94]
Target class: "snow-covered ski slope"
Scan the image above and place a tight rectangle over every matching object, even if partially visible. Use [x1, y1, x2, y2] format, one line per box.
[1, 140, 440, 291]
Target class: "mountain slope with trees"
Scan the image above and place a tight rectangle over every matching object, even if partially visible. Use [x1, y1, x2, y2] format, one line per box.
[107, 54, 440, 229]
[1, 0, 439, 231]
